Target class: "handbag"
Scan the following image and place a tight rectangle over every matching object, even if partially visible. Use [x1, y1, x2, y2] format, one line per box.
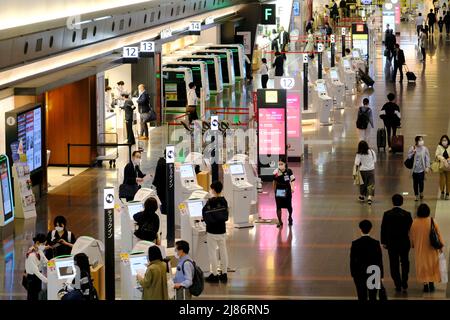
[439, 251, 448, 283]
[148, 107, 157, 122]
[352, 165, 364, 185]
[431, 161, 440, 173]
[430, 218, 444, 250]
[119, 183, 139, 201]
[404, 156, 414, 169]
[275, 189, 287, 198]
[21, 272, 28, 290]
[441, 160, 450, 172]
[383, 49, 389, 57]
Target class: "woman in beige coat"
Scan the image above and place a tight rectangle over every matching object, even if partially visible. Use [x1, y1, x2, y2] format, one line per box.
[137, 245, 169, 300]
[410, 204, 444, 292]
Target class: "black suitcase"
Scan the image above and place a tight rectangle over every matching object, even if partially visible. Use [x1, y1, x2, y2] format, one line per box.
[404, 65, 416, 82]
[377, 128, 387, 152]
[359, 68, 375, 87]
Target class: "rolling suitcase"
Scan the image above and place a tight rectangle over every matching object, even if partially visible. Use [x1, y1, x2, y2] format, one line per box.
[391, 135, 404, 153]
[377, 128, 387, 152]
[358, 68, 375, 87]
[404, 65, 416, 82]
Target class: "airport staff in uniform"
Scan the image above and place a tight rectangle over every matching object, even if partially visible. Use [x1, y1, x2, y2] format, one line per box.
[137, 84, 151, 140]
[45, 215, 76, 259]
[259, 58, 269, 89]
[121, 151, 146, 201]
[121, 93, 136, 145]
[273, 157, 295, 228]
[173, 240, 194, 300]
[25, 234, 48, 300]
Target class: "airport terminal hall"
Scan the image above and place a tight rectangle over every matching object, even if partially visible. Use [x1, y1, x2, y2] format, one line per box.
[3, 0, 450, 307]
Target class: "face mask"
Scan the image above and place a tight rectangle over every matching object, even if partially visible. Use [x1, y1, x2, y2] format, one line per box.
[418, 141, 425, 146]
[443, 141, 448, 147]
[175, 252, 180, 259]
[278, 164, 286, 171]
[38, 245, 45, 252]
[55, 226, 64, 232]
[134, 159, 141, 166]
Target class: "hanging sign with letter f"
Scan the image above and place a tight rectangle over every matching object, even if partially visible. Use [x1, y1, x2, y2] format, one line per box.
[261, 4, 276, 25]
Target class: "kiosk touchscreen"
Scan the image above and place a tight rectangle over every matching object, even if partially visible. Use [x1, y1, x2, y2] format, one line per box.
[175, 163, 203, 226]
[47, 256, 76, 300]
[162, 68, 193, 109]
[120, 252, 148, 300]
[71, 236, 104, 267]
[0, 155, 14, 226]
[227, 154, 259, 208]
[206, 44, 246, 80]
[314, 80, 333, 125]
[165, 61, 210, 100]
[178, 56, 223, 93]
[224, 162, 254, 228]
[327, 67, 345, 108]
[341, 57, 356, 93]
[180, 199, 209, 271]
[193, 49, 235, 86]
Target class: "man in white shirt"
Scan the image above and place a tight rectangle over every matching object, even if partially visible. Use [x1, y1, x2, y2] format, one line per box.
[416, 13, 424, 37]
[186, 82, 198, 125]
[259, 58, 269, 88]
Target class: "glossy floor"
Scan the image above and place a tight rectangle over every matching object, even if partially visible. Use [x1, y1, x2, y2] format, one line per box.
[2, 23, 450, 299]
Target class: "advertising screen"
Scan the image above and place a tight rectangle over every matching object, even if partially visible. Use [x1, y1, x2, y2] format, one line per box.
[17, 107, 42, 172]
[187, 200, 204, 218]
[130, 255, 148, 276]
[287, 94, 301, 138]
[0, 157, 13, 222]
[258, 108, 286, 155]
[265, 91, 278, 104]
[230, 164, 244, 175]
[180, 164, 195, 178]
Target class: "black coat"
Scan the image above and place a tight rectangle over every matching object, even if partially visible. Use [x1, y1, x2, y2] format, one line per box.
[133, 211, 160, 241]
[202, 197, 229, 234]
[350, 236, 384, 279]
[273, 56, 285, 76]
[152, 157, 167, 214]
[380, 101, 401, 127]
[393, 49, 405, 66]
[385, 33, 396, 50]
[380, 207, 413, 250]
[137, 90, 151, 114]
[279, 31, 290, 45]
[121, 99, 135, 121]
[123, 162, 145, 186]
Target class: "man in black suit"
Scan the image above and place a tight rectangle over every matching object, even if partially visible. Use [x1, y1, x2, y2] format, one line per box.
[278, 27, 290, 52]
[392, 44, 406, 83]
[272, 52, 285, 77]
[350, 220, 384, 301]
[120, 93, 136, 145]
[380, 194, 412, 292]
[121, 151, 146, 201]
[137, 84, 151, 140]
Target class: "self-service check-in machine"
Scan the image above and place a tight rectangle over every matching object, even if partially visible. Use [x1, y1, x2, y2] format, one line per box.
[162, 67, 193, 109]
[180, 199, 209, 271]
[178, 55, 223, 94]
[223, 162, 254, 228]
[323, 49, 332, 69]
[164, 61, 210, 101]
[314, 80, 333, 125]
[47, 255, 76, 300]
[308, 59, 318, 83]
[120, 240, 168, 300]
[327, 67, 345, 108]
[341, 57, 356, 93]
[351, 49, 367, 73]
[205, 44, 246, 80]
[175, 163, 203, 226]
[227, 154, 258, 213]
[191, 49, 235, 86]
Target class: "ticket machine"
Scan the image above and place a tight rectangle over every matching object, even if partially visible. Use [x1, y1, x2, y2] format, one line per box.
[180, 199, 209, 271]
[164, 61, 210, 100]
[227, 154, 259, 211]
[47, 255, 76, 300]
[308, 59, 318, 83]
[71, 236, 104, 267]
[314, 80, 333, 125]
[175, 163, 203, 226]
[327, 67, 345, 109]
[162, 67, 193, 109]
[351, 49, 367, 73]
[223, 162, 254, 228]
[341, 57, 356, 94]
[178, 55, 223, 94]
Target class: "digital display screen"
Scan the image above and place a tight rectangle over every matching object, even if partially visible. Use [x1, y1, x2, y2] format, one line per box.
[128, 203, 144, 219]
[265, 91, 278, 104]
[129, 255, 148, 276]
[352, 50, 360, 58]
[180, 165, 195, 178]
[17, 107, 42, 172]
[187, 201, 204, 218]
[230, 164, 244, 175]
[55, 259, 76, 280]
[258, 108, 286, 155]
[0, 158, 13, 221]
[317, 82, 326, 93]
[330, 69, 339, 79]
[344, 59, 351, 68]
[287, 94, 301, 138]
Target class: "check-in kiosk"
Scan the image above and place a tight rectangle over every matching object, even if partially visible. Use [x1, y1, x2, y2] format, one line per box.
[175, 163, 203, 226]
[205, 44, 246, 80]
[180, 199, 209, 271]
[341, 57, 356, 93]
[47, 255, 76, 300]
[192, 49, 235, 86]
[185, 152, 210, 172]
[120, 201, 143, 252]
[314, 80, 333, 125]
[308, 59, 318, 83]
[164, 61, 210, 100]
[323, 49, 332, 69]
[327, 67, 345, 108]
[351, 49, 367, 73]
[162, 68, 193, 109]
[227, 154, 258, 211]
[223, 162, 254, 228]
[178, 56, 223, 94]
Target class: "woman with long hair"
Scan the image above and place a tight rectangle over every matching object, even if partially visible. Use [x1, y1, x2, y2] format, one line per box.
[354, 140, 376, 205]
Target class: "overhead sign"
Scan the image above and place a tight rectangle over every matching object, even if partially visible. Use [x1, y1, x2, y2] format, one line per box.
[123, 47, 139, 58]
[261, 4, 276, 25]
[205, 16, 215, 24]
[293, 1, 300, 16]
[189, 21, 202, 31]
[211, 116, 219, 131]
[160, 28, 172, 39]
[165, 146, 175, 164]
[140, 41, 155, 53]
[341, 28, 346, 36]
[280, 77, 295, 90]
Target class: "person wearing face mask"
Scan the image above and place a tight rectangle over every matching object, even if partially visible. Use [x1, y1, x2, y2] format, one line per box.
[133, 197, 160, 243]
[435, 135, 450, 199]
[173, 240, 194, 300]
[121, 151, 147, 201]
[25, 233, 48, 300]
[273, 157, 296, 228]
[137, 84, 152, 140]
[202, 181, 229, 283]
[45, 215, 76, 259]
[407, 136, 431, 201]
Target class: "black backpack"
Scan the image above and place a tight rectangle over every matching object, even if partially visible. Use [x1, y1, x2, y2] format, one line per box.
[182, 259, 204, 296]
[356, 108, 370, 129]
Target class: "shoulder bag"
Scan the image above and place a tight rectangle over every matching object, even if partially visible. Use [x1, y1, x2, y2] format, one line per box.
[430, 218, 444, 250]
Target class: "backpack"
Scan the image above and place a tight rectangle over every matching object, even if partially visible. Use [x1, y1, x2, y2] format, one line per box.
[181, 259, 204, 296]
[134, 220, 157, 242]
[356, 108, 370, 129]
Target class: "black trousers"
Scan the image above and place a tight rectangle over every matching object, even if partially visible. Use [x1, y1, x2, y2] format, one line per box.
[413, 171, 425, 195]
[446, 24, 450, 34]
[126, 120, 135, 145]
[261, 74, 269, 88]
[385, 125, 397, 148]
[417, 25, 422, 37]
[421, 47, 426, 61]
[388, 247, 410, 289]
[27, 274, 42, 301]
[392, 63, 403, 82]
[429, 23, 435, 33]
[354, 277, 378, 301]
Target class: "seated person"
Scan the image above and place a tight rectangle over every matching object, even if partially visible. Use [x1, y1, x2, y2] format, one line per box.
[45, 216, 76, 259]
[133, 197, 160, 243]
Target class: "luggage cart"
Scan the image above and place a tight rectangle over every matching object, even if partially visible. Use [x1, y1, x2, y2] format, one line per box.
[96, 133, 119, 168]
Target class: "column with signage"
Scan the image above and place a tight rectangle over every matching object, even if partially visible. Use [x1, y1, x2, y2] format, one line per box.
[341, 28, 346, 58]
[165, 146, 175, 248]
[210, 116, 219, 182]
[103, 187, 115, 300]
[330, 35, 336, 67]
[303, 54, 308, 111]
[257, 89, 287, 181]
[317, 43, 324, 80]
